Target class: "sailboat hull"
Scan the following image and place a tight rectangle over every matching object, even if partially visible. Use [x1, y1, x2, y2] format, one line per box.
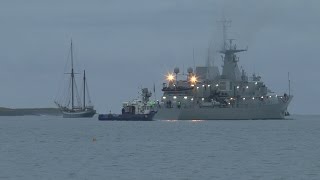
[62, 109, 96, 118]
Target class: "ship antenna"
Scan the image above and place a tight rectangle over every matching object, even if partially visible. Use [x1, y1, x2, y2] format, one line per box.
[218, 19, 231, 51]
[153, 82, 156, 102]
[182, 64, 185, 75]
[288, 72, 291, 96]
[83, 70, 86, 109]
[193, 48, 195, 70]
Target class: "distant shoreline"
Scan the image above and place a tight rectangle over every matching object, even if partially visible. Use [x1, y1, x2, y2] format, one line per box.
[0, 107, 62, 116]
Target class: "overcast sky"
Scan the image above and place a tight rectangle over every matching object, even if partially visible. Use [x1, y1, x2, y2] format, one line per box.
[0, 0, 319, 114]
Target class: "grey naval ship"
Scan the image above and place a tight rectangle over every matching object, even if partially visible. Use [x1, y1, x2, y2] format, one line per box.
[154, 22, 293, 120]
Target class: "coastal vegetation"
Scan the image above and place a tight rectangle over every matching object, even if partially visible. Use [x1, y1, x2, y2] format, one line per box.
[0, 107, 61, 116]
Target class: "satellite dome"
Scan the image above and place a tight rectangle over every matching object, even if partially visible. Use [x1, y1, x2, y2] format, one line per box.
[174, 67, 180, 74]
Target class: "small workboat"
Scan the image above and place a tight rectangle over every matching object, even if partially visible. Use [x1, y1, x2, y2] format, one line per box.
[98, 88, 157, 121]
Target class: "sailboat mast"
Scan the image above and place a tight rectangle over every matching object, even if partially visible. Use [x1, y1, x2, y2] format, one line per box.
[83, 70, 86, 109]
[71, 40, 74, 110]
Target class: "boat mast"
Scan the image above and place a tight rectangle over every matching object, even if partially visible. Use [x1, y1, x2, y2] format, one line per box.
[221, 19, 230, 51]
[83, 70, 86, 109]
[288, 72, 291, 96]
[71, 40, 74, 110]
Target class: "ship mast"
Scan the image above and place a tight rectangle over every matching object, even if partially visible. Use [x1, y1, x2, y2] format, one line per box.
[288, 72, 291, 96]
[219, 19, 247, 82]
[219, 19, 231, 51]
[71, 40, 75, 110]
[83, 70, 86, 109]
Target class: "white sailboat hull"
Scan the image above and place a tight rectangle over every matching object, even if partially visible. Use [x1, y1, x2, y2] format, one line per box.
[62, 109, 96, 118]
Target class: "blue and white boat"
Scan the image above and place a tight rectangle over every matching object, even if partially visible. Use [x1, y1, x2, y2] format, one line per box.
[99, 88, 157, 121]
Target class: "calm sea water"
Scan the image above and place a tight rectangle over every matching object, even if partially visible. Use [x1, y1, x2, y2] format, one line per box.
[0, 115, 320, 180]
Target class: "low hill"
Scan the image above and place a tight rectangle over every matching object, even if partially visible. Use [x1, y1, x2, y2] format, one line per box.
[0, 107, 61, 116]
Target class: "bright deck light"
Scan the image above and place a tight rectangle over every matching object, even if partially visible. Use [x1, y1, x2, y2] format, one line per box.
[190, 75, 197, 84]
[173, 96, 177, 99]
[166, 73, 174, 82]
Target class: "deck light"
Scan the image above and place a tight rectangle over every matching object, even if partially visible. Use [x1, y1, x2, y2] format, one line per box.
[190, 76, 197, 84]
[166, 73, 174, 82]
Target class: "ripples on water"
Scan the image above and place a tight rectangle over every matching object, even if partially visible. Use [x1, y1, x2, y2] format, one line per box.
[0, 115, 320, 180]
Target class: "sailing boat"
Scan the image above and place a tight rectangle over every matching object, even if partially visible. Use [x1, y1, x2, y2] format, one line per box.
[55, 40, 96, 118]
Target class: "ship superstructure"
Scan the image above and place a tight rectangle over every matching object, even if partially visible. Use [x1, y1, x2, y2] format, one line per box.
[154, 20, 292, 120]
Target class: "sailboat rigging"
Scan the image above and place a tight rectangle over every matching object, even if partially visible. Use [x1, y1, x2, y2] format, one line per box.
[55, 40, 96, 118]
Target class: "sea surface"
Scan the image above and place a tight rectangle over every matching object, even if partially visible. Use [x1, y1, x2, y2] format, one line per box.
[0, 115, 320, 180]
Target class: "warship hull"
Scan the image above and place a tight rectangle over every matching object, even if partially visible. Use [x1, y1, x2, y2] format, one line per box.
[62, 109, 96, 118]
[154, 97, 292, 120]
